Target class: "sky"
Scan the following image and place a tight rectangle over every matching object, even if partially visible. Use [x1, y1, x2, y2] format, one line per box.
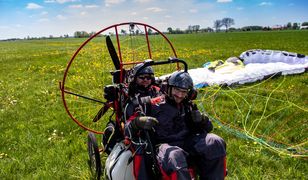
[1, 0, 308, 40]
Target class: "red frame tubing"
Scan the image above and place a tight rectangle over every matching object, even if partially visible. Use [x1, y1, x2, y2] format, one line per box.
[60, 22, 177, 134]
[144, 26, 152, 59]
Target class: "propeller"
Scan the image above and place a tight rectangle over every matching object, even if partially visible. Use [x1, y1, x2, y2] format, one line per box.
[92, 36, 121, 122]
[93, 102, 113, 122]
[106, 35, 121, 70]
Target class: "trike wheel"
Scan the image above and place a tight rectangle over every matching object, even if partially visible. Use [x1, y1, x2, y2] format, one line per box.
[87, 132, 102, 179]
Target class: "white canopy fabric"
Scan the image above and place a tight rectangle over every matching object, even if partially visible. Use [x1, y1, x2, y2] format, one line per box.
[240, 49, 308, 65]
[160, 50, 308, 88]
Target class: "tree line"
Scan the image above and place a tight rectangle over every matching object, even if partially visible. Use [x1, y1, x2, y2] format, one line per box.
[4, 19, 308, 41]
[166, 18, 308, 34]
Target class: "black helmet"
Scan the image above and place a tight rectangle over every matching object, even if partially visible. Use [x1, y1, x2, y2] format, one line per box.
[133, 63, 154, 76]
[168, 71, 193, 90]
[128, 62, 155, 96]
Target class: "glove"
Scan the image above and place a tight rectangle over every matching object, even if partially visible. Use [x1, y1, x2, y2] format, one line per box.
[202, 114, 213, 133]
[191, 110, 213, 133]
[191, 109, 202, 123]
[131, 116, 159, 130]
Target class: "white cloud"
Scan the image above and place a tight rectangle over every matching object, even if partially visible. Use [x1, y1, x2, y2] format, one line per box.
[189, 9, 198, 13]
[217, 0, 232, 3]
[56, 0, 77, 4]
[44, 0, 56, 3]
[44, 0, 78, 4]
[105, 0, 126, 7]
[5, 0, 307, 40]
[15, 24, 23, 28]
[259, 2, 272, 6]
[145, 7, 164, 12]
[69, 4, 83, 8]
[68, 4, 98, 9]
[56, 15, 67, 20]
[15, 24, 24, 28]
[134, 0, 152, 3]
[26, 3, 43, 9]
[41, 11, 48, 15]
[85, 5, 99, 9]
[0, 25, 10, 29]
[38, 18, 49, 22]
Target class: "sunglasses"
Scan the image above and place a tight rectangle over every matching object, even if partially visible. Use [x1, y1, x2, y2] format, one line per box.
[137, 75, 152, 80]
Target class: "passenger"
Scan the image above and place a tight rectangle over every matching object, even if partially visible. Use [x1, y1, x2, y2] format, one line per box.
[130, 71, 227, 180]
[124, 62, 161, 180]
[125, 62, 161, 118]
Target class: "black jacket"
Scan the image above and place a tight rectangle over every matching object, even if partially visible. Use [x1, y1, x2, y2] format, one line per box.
[151, 97, 208, 147]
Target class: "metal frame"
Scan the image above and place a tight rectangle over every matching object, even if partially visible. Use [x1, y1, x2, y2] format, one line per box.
[59, 22, 178, 134]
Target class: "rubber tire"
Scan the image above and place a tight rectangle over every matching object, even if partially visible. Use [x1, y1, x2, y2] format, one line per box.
[87, 132, 102, 180]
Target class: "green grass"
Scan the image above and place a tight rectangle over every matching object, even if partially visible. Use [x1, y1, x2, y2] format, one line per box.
[0, 30, 307, 179]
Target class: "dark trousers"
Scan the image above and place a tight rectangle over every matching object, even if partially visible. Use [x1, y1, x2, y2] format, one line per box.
[156, 133, 226, 180]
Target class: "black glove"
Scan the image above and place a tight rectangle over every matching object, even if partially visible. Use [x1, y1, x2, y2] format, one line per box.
[131, 116, 159, 130]
[201, 114, 213, 133]
[191, 110, 213, 133]
[191, 109, 202, 123]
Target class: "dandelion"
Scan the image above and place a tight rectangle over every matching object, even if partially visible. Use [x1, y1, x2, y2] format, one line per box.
[10, 99, 17, 105]
[0, 153, 8, 159]
[52, 129, 57, 136]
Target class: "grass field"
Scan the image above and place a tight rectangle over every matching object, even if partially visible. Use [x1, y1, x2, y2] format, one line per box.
[0, 30, 307, 179]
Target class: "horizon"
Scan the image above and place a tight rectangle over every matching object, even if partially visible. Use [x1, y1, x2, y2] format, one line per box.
[1, 0, 308, 40]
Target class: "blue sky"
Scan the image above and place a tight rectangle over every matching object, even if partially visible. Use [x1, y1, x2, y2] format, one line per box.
[1, 0, 308, 39]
